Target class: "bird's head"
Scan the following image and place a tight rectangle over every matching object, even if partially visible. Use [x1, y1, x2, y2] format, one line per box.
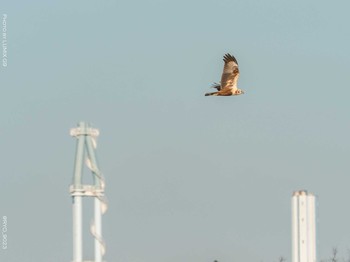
[235, 89, 245, 95]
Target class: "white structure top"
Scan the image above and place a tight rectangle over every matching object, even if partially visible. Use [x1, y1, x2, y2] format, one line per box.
[291, 190, 316, 262]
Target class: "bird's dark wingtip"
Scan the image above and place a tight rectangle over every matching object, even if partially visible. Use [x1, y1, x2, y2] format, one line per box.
[223, 53, 238, 64]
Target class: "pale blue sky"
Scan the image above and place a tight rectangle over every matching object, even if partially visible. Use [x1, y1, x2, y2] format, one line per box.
[1, 1, 350, 261]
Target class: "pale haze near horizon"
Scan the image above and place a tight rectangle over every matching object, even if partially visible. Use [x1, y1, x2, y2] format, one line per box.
[1, 1, 350, 261]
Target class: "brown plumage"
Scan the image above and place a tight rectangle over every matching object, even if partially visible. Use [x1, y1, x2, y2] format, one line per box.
[205, 53, 244, 96]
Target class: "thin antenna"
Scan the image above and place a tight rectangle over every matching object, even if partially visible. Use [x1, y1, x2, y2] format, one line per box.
[70, 122, 108, 262]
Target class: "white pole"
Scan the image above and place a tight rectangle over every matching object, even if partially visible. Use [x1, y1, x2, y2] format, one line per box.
[308, 195, 316, 262]
[292, 195, 299, 262]
[71, 122, 106, 262]
[291, 191, 316, 262]
[94, 197, 102, 262]
[299, 194, 307, 262]
[73, 196, 83, 262]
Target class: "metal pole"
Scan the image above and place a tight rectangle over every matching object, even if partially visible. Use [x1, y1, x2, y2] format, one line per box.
[70, 121, 107, 262]
[94, 197, 102, 262]
[85, 130, 105, 261]
[85, 134, 101, 188]
[73, 196, 83, 262]
[71, 122, 86, 262]
[72, 122, 85, 188]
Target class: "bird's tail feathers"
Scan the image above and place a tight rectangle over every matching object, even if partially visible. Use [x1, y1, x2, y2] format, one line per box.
[205, 92, 219, 96]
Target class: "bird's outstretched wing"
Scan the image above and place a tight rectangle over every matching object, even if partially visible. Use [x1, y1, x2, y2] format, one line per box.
[220, 53, 239, 91]
[211, 82, 221, 91]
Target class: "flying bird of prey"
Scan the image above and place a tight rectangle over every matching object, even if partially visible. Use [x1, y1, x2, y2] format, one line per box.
[205, 53, 245, 96]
